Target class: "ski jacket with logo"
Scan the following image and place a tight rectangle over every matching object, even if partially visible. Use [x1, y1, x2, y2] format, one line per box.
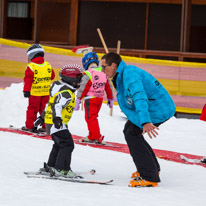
[43, 80, 76, 135]
[76, 66, 113, 100]
[23, 57, 55, 95]
[114, 61, 176, 128]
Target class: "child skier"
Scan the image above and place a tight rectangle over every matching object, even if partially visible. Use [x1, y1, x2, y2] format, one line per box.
[23, 44, 55, 132]
[74, 51, 114, 144]
[34, 64, 83, 177]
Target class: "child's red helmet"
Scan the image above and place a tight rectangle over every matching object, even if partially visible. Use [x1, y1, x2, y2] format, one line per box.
[59, 64, 83, 88]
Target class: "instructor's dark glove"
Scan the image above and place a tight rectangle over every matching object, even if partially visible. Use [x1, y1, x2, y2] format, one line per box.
[53, 117, 63, 129]
[24, 91, 30, 98]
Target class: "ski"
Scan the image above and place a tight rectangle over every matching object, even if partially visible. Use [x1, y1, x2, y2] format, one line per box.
[9, 125, 46, 137]
[25, 171, 84, 179]
[24, 171, 50, 176]
[25, 173, 113, 185]
[78, 139, 122, 148]
[24, 169, 96, 177]
[180, 155, 206, 164]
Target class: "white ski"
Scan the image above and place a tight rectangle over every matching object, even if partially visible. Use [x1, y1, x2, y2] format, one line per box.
[180, 155, 206, 164]
[25, 173, 113, 185]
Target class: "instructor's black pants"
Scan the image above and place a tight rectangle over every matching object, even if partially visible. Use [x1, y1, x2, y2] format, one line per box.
[123, 120, 161, 182]
[47, 129, 74, 171]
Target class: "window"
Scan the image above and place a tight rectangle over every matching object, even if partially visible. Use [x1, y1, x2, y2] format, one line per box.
[8, 2, 29, 18]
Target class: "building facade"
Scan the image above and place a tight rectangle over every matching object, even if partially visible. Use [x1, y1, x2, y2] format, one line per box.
[1, 0, 206, 62]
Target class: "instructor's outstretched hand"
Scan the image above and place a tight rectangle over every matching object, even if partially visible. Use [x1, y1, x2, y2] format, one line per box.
[142, 123, 159, 139]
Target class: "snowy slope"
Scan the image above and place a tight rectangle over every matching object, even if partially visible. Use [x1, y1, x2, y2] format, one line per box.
[0, 83, 206, 206]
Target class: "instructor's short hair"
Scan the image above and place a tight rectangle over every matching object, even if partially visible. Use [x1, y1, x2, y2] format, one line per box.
[101, 52, 122, 67]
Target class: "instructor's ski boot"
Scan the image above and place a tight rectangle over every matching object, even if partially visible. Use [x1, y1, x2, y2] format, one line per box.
[131, 171, 141, 179]
[129, 177, 158, 187]
[131, 171, 160, 178]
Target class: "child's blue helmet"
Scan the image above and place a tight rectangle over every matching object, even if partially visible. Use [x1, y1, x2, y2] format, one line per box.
[82, 52, 99, 70]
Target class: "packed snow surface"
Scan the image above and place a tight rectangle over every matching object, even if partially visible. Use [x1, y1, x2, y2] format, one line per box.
[0, 83, 205, 206]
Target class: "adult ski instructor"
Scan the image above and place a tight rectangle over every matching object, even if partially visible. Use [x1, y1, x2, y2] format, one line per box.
[101, 52, 176, 187]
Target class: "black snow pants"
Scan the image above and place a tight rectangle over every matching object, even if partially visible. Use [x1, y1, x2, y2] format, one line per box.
[123, 120, 161, 182]
[47, 129, 74, 171]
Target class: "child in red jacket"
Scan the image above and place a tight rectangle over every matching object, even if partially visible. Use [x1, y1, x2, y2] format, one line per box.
[22, 44, 55, 131]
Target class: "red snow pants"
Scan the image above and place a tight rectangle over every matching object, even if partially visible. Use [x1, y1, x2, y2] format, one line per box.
[25, 95, 49, 129]
[200, 104, 206, 121]
[84, 98, 103, 140]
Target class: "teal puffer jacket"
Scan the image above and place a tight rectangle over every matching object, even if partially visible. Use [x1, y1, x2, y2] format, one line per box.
[115, 61, 176, 128]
